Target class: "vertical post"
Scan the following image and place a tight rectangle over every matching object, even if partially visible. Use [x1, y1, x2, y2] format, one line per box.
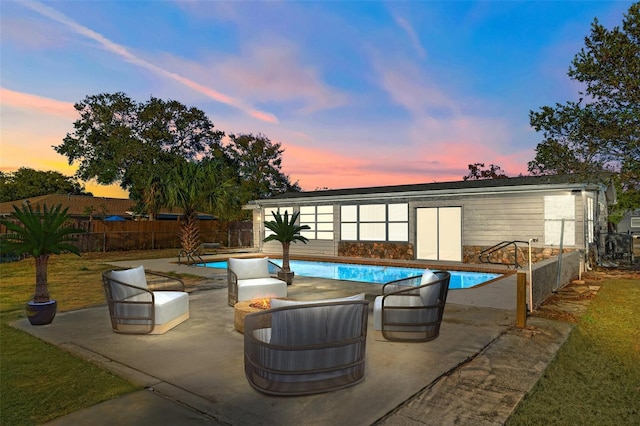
[516, 272, 527, 328]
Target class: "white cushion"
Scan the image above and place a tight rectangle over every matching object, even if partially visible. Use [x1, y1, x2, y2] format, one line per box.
[237, 277, 286, 302]
[374, 294, 423, 330]
[123, 291, 189, 325]
[111, 265, 147, 288]
[229, 257, 270, 280]
[419, 269, 441, 306]
[110, 266, 148, 300]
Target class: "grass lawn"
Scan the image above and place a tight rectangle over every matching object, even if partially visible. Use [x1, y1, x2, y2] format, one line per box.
[507, 277, 640, 425]
[0, 250, 180, 426]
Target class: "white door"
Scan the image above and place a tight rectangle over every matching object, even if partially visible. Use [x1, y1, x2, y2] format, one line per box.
[416, 207, 462, 261]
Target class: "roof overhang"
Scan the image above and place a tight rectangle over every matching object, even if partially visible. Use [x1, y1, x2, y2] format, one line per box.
[250, 182, 608, 207]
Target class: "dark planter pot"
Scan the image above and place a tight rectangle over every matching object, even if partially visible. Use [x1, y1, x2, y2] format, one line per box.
[26, 300, 57, 325]
[278, 271, 295, 285]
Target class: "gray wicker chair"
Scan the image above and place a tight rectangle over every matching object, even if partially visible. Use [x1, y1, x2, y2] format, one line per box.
[244, 295, 369, 396]
[102, 266, 189, 334]
[374, 271, 451, 342]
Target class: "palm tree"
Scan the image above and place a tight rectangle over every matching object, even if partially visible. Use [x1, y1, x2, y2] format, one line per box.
[158, 159, 235, 255]
[0, 203, 83, 324]
[263, 210, 310, 273]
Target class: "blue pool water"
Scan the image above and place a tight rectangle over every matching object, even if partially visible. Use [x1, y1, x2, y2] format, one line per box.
[201, 259, 500, 289]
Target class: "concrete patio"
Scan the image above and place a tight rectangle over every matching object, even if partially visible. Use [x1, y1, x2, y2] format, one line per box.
[12, 257, 573, 425]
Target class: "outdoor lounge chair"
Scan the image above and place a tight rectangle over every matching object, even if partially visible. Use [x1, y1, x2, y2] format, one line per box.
[227, 257, 287, 306]
[373, 270, 451, 342]
[244, 294, 369, 396]
[102, 266, 189, 334]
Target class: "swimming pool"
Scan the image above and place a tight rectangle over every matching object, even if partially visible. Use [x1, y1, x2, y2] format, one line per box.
[201, 259, 500, 289]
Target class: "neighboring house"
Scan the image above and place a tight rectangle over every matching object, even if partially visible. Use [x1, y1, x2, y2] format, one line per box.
[617, 209, 640, 235]
[0, 194, 215, 221]
[0, 194, 135, 220]
[247, 175, 615, 267]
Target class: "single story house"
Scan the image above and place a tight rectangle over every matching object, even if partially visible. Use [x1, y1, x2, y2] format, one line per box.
[247, 175, 615, 268]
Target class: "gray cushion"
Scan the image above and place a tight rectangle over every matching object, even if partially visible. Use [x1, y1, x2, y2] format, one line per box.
[269, 294, 365, 346]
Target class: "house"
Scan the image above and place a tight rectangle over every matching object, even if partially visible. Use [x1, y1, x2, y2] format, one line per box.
[247, 175, 615, 267]
[0, 195, 135, 220]
[0, 195, 215, 221]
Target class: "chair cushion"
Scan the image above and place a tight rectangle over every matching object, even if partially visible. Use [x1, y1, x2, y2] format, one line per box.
[373, 294, 423, 330]
[237, 278, 287, 301]
[419, 269, 441, 306]
[110, 266, 148, 300]
[229, 257, 270, 280]
[125, 291, 189, 325]
[269, 294, 365, 346]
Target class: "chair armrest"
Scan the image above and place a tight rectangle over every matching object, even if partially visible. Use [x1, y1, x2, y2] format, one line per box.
[145, 271, 185, 291]
[267, 260, 283, 277]
[227, 268, 239, 306]
[382, 275, 422, 295]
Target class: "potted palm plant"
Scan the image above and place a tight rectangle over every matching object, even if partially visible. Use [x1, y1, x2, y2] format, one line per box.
[263, 210, 310, 285]
[0, 203, 83, 325]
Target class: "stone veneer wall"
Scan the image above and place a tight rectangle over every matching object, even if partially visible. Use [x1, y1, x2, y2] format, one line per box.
[338, 242, 414, 260]
[463, 245, 575, 266]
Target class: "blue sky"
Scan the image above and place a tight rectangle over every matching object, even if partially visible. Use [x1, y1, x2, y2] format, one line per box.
[0, 1, 634, 198]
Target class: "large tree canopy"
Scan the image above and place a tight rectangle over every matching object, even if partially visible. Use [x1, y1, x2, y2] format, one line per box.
[528, 3, 640, 221]
[0, 168, 91, 202]
[55, 93, 226, 202]
[225, 133, 301, 203]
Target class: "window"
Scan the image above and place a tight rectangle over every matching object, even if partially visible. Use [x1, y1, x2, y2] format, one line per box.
[544, 195, 575, 245]
[299, 206, 334, 240]
[340, 203, 408, 242]
[586, 197, 594, 243]
[264, 206, 293, 238]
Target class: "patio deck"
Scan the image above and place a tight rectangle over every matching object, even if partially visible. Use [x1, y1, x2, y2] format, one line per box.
[12, 257, 573, 425]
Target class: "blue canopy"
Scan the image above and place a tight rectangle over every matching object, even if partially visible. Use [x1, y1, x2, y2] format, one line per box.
[104, 215, 126, 222]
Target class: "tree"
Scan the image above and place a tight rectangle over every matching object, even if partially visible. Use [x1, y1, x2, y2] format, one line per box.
[0, 168, 91, 202]
[0, 204, 82, 304]
[263, 211, 309, 276]
[463, 163, 508, 181]
[528, 3, 640, 220]
[151, 158, 236, 255]
[225, 133, 301, 204]
[55, 93, 226, 203]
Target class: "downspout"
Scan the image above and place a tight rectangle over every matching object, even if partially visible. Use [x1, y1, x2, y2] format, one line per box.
[528, 238, 537, 313]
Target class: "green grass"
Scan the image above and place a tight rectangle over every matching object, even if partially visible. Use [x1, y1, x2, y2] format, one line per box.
[507, 278, 640, 425]
[0, 321, 139, 425]
[0, 250, 178, 426]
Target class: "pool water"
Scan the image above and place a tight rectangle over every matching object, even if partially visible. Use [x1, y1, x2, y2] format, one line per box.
[201, 259, 500, 289]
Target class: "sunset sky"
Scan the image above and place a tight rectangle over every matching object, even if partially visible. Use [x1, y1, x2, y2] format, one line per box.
[1, 1, 633, 199]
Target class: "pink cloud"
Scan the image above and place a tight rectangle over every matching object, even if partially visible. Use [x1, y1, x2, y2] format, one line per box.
[0, 88, 76, 120]
[217, 39, 347, 114]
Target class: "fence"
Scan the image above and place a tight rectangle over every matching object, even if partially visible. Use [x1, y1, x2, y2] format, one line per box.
[1, 219, 254, 253]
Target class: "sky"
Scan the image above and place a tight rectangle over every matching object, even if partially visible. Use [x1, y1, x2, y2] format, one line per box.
[0, 1, 634, 199]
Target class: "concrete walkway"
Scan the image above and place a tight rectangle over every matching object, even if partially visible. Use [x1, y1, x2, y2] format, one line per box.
[11, 257, 573, 425]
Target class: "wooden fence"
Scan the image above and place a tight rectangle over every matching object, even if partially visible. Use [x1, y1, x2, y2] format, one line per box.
[1, 219, 253, 253]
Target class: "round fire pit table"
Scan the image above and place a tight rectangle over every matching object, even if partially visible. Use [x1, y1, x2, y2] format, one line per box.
[234, 300, 269, 334]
